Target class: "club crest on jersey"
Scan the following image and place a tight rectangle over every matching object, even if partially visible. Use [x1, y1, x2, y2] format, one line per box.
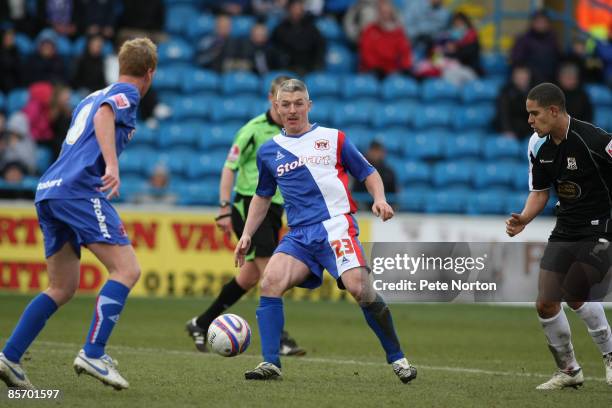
[567, 157, 577, 170]
[113, 93, 130, 109]
[227, 145, 240, 162]
[314, 139, 330, 150]
[276, 155, 331, 176]
[606, 139, 612, 159]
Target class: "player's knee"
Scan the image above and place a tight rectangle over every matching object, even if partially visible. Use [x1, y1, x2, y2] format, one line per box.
[259, 271, 286, 296]
[112, 264, 141, 287]
[536, 300, 560, 318]
[46, 285, 77, 306]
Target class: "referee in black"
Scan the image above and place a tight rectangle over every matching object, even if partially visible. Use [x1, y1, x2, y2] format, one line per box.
[506, 82, 612, 389]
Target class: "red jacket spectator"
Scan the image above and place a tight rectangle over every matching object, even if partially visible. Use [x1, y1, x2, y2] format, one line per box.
[359, 0, 412, 76]
[23, 82, 54, 143]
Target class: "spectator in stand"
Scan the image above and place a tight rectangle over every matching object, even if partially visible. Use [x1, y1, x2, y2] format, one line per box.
[0, 1, 38, 36]
[222, 22, 281, 75]
[352, 140, 397, 209]
[557, 62, 593, 123]
[0, 111, 37, 176]
[132, 164, 177, 205]
[72, 34, 107, 92]
[252, 0, 288, 19]
[206, 0, 251, 15]
[400, 0, 450, 56]
[495, 64, 533, 139]
[0, 28, 23, 93]
[343, 0, 378, 46]
[25, 29, 67, 85]
[358, 0, 412, 78]
[39, 0, 77, 37]
[595, 26, 612, 87]
[196, 14, 233, 72]
[49, 85, 72, 159]
[117, 0, 165, 44]
[511, 10, 561, 84]
[22, 82, 54, 150]
[442, 12, 482, 78]
[74, 0, 119, 39]
[270, 0, 326, 75]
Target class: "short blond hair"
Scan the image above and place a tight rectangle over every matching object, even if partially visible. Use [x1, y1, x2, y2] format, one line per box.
[276, 78, 309, 100]
[118, 37, 158, 77]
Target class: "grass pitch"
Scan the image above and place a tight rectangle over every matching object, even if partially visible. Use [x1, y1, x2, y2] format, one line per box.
[0, 294, 610, 407]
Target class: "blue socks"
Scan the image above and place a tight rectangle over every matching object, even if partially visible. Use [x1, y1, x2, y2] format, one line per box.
[361, 294, 404, 363]
[83, 280, 130, 358]
[2, 293, 58, 363]
[256, 296, 284, 367]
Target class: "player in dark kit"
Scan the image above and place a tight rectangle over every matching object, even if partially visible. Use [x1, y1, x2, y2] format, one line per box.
[506, 82, 612, 389]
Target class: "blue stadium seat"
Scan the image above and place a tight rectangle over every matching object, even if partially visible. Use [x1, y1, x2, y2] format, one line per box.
[199, 124, 239, 150]
[466, 189, 510, 215]
[444, 132, 482, 159]
[168, 95, 210, 120]
[152, 65, 184, 91]
[473, 161, 516, 189]
[305, 72, 341, 98]
[165, 5, 199, 36]
[221, 71, 261, 95]
[7, 89, 28, 114]
[413, 104, 455, 129]
[14, 33, 34, 55]
[310, 97, 336, 124]
[131, 122, 157, 147]
[158, 121, 203, 149]
[341, 74, 380, 99]
[424, 188, 470, 214]
[586, 84, 612, 106]
[119, 176, 149, 202]
[381, 74, 419, 100]
[149, 148, 197, 177]
[504, 191, 529, 214]
[512, 162, 529, 191]
[403, 132, 444, 160]
[0, 92, 4, 111]
[249, 98, 269, 117]
[119, 147, 156, 176]
[54, 35, 72, 57]
[432, 161, 475, 188]
[594, 108, 612, 132]
[72, 36, 113, 57]
[371, 127, 406, 152]
[482, 136, 522, 160]
[344, 126, 373, 151]
[371, 101, 413, 128]
[210, 97, 254, 122]
[481, 53, 509, 77]
[181, 68, 220, 93]
[395, 160, 431, 186]
[260, 71, 298, 94]
[158, 39, 195, 64]
[231, 15, 255, 38]
[421, 79, 460, 102]
[36, 147, 54, 174]
[398, 187, 432, 212]
[461, 79, 502, 103]
[186, 154, 222, 179]
[175, 181, 218, 206]
[187, 13, 216, 40]
[326, 44, 355, 73]
[316, 17, 343, 42]
[453, 104, 495, 130]
[331, 99, 376, 127]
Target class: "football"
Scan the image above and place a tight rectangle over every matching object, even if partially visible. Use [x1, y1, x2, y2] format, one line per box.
[207, 314, 251, 357]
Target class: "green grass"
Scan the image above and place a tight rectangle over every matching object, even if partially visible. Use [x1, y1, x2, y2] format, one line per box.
[1, 294, 610, 407]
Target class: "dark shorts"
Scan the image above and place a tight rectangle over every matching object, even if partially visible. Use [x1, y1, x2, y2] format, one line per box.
[231, 193, 283, 262]
[36, 198, 130, 258]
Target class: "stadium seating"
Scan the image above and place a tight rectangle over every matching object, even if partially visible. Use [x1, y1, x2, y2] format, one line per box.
[421, 79, 460, 102]
[221, 71, 261, 95]
[341, 74, 380, 99]
[305, 72, 341, 98]
[371, 102, 413, 128]
[432, 161, 475, 188]
[325, 44, 355, 73]
[7, 88, 28, 114]
[381, 74, 419, 101]
[182, 68, 220, 93]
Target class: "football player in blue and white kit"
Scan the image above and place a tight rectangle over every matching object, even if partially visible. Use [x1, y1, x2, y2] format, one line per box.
[0, 38, 157, 390]
[236, 79, 417, 383]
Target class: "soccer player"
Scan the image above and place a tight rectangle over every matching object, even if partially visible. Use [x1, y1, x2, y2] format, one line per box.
[236, 79, 417, 383]
[0, 38, 157, 390]
[506, 82, 612, 389]
[186, 75, 305, 356]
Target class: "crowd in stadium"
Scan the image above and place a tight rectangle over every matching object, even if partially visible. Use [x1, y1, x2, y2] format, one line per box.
[0, 0, 611, 214]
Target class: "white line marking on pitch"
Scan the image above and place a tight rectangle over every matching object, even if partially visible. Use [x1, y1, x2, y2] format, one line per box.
[27, 340, 606, 383]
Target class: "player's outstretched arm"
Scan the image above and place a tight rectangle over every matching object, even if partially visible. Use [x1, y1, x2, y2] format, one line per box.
[364, 170, 394, 221]
[94, 104, 120, 200]
[505, 190, 549, 237]
[234, 195, 272, 267]
[216, 167, 236, 235]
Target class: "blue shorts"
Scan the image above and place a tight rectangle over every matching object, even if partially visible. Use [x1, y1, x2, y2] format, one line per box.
[275, 214, 367, 289]
[36, 198, 130, 258]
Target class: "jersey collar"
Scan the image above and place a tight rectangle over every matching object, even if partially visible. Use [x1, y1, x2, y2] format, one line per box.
[281, 123, 319, 138]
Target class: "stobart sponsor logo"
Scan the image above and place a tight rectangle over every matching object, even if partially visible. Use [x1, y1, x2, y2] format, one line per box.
[276, 155, 330, 176]
[37, 178, 63, 191]
[91, 198, 111, 239]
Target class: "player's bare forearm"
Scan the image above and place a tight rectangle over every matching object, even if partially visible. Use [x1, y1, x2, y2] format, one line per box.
[364, 171, 386, 203]
[520, 190, 550, 224]
[242, 195, 272, 238]
[219, 167, 235, 203]
[94, 104, 118, 168]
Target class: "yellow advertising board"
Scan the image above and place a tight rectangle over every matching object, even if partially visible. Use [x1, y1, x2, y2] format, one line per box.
[0, 205, 370, 300]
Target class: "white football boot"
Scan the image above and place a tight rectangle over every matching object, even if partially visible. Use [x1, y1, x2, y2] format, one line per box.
[244, 362, 282, 380]
[604, 353, 612, 386]
[0, 353, 35, 389]
[536, 368, 583, 390]
[73, 349, 129, 390]
[392, 357, 418, 384]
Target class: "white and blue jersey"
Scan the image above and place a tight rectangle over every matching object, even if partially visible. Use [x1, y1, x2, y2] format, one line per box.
[34, 83, 139, 258]
[256, 124, 374, 287]
[35, 83, 140, 202]
[256, 124, 374, 227]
